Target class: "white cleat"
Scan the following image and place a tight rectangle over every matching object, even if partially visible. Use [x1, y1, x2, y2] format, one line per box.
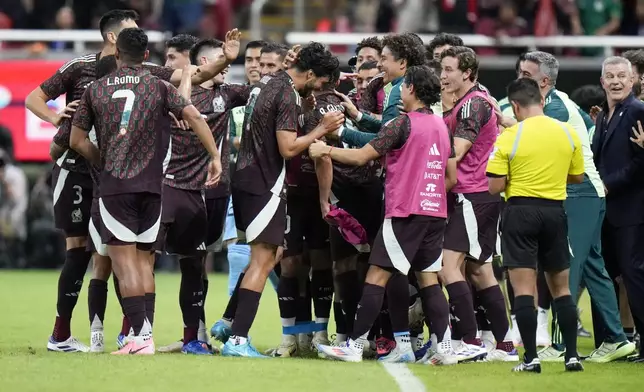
[47, 336, 90, 353]
[316, 339, 364, 362]
[311, 331, 330, 352]
[157, 340, 184, 353]
[377, 344, 415, 363]
[421, 341, 459, 366]
[452, 340, 487, 362]
[484, 348, 520, 362]
[90, 330, 104, 353]
[269, 335, 298, 357]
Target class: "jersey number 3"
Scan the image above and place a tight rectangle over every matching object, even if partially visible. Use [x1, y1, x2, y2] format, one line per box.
[112, 89, 136, 135]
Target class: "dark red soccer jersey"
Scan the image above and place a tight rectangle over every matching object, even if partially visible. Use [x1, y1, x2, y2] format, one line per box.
[73, 66, 188, 197]
[164, 83, 251, 194]
[233, 71, 301, 196]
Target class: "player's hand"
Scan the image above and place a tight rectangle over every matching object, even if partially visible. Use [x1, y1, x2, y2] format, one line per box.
[54, 100, 80, 127]
[334, 90, 360, 119]
[397, 99, 406, 114]
[630, 120, 644, 149]
[320, 111, 345, 133]
[282, 45, 301, 69]
[309, 139, 329, 159]
[169, 112, 189, 130]
[320, 200, 331, 217]
[205, 158, 222, 188]
[223, 29, 242, 62]
[590, 105, 602, 121]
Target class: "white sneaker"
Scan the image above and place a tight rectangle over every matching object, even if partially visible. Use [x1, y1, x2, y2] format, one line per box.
[538, 345, 565, 362]
[485, 348, 520, 362]
[316, 339, 364, 362]
[452, 340, 487, 362]
[157, 340, 184, 353]
[90, 330, 104, 353]
[377, 343, 415, 363]
[311, 331, 330, 352]
[47, 336, 90, 353]
[420, 340, 459, 366]
[408, 298, 424, 330]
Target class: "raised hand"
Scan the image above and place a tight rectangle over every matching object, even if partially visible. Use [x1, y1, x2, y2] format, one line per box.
[223, 29, 242, 62]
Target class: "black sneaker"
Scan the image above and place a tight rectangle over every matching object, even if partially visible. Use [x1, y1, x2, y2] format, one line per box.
[565, 357, 584, 372]
[512, 358, 542, 373]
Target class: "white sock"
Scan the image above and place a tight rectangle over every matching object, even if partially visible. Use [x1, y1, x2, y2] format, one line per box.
[230, 335, 248, 345]
[394, 332, 412, 352]
[197, 320, 208, 342]
[336, 333, 347, 343]
[90, 315, 103, 332]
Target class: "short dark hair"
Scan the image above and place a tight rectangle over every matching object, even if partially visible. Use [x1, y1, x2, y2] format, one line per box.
[324, 67, 342, 90]
[99, 9, 139, 41]
[507, 78, 542, 107]
[440, 46, 479, 81]
[97, 55, 117, 78]
[293, 42, 339, 78]
[428, 33, 463, 55]
[358, 60, 378, 71]
[425, 58, 441, 75]
[116, 27, 148, 65]
[246, 40, 267, 52]
[404, 65, 441, 107]
[166, 34, 198, 53]
[622, 49, 644, 76]
[261, 42, 289, 59]
[570, 85, 606, 114]
[381, 34, 426, 68]
[189, 38, 224, 65]
[355, 36, 382, 56]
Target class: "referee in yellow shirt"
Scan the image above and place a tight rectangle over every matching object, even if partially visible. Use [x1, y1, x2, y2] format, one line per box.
[486, 78, 585, 374]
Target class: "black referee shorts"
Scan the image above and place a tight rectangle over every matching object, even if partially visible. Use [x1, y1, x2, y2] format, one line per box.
[501, 197, 570, 272]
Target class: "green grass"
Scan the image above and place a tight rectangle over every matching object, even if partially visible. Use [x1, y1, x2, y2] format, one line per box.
[0, 270, 639, 392]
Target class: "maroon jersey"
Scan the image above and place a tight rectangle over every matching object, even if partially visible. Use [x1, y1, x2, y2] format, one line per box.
[73, 66, 188, 197]
[164, 83, 251, 195]
[233, 71, 301, 196]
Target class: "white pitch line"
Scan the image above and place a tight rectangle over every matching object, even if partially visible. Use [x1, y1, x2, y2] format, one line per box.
[381, 362, 427, 392]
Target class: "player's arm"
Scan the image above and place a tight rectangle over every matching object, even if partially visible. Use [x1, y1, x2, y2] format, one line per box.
[446, 135, 458, 191]
[453, 97, 491, 162]
[177, 64, 192, 100]
[486, 132, 512, 195]
[69, 90, 100, 165]
[50, 140, 66, 161]
[567, 125, 586, 184]
[26, 61, 79, 126]
[314, 155, 333, 217]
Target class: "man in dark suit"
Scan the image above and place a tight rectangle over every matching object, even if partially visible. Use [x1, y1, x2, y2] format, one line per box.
[592, 56, 644, 362]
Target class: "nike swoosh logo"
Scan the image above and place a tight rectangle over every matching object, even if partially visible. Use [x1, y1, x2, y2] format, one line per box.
[128, 346, 147, 354]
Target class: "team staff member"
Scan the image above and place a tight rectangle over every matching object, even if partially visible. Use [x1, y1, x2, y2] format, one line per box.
[487, 78, 585, 373]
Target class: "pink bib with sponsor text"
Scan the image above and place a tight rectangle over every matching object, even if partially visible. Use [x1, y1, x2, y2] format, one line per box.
[384, 111, 451, 219]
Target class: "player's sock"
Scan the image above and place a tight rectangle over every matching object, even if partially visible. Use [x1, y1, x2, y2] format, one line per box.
[88, 279, 108, 331]
[337, 270, 360, 334]
[223, 272, 245, 322]
[230, 289, 262, 338]
[113, 275, 131, 335]
[474, 290, 491, 332]
[52, 247, 92, 342]
[180, 258, 203, 343]
[553, 295, 578, 361]
[333, 300, 347, 335]
[445, 281, 478, 343]
[145, 293, 155, 329]
[420, 284, 450, 342]
[311, 269, 333, 325]
[200, 276, 209, 341]
[368, 317, 380, 341]
[477, 285, 511, 345]
[122, 296, 146, 336]
[351, 283, 386, 340]
[625, 327, 635, 342]
[387, 274, 410, 334]
[278, 276, 299, 332]
[515, 295, 538, 362]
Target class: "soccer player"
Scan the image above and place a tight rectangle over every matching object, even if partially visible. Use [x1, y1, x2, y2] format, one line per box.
[69, 28, 222, 355]
[244, 40, 266, 85]
[223, 42, 344, 358]
[439, 46, 514, 361]
[311, 65, 459, 364]
[487, 77, 585, 373]
[428, 33, 463, 60]
[348, 37, 382, 106]
[164, 34, 198, 69]
[355, 61, 380, 102]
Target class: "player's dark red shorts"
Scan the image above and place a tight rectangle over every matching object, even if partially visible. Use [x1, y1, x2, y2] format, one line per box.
[205, 196, 229, 250]
[369, 214, 446, 274]
[283, 187, 329, 258]
[51, 165, 93, 238]
[157, 185, 207, 256]
[98, 192, 162, 251]
[232, 187, 286, 247]
[87, 198, 107, 256]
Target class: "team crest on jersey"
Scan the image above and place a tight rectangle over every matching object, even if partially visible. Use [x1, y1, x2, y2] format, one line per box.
[212, 96, 225, 113]
[71, 208, 83, 223]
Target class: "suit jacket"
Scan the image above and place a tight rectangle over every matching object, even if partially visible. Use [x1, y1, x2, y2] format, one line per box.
[591, 94, 644, 226]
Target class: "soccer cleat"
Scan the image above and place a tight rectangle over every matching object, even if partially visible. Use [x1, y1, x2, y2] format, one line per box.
[311, 331, 330, 352]
[182, 340, 213, 356]
[377, 344, 415, 363]
[577, 321, 592, 338]
[411, 335, 425, 353]
[485, 348, 520, 362]
[47, 336, 90, 353]
[210, 319, 233, 343]
[537, 346, 565, 362]
[297, 333, 312, 354]
[111, 335, 155, 355]
[419, 340, 459, 366]
[90, 331, 104, 353]
[586, 341, 636, 363]
[408, 298, 424, 331]
[480, 331, 495, 352]
[415, 341, 433, 361]
[452, 340, 488, 362]
[316, 339, 363, 362]
[512, 357, 541, 373]
[376, 337, 396, 357]
[271, 335, 298, 357]
[222, 336, 268, 358]
[565, 357, 584, 372]
[157, 340, 184, 353]
[117, 329, 133, 349]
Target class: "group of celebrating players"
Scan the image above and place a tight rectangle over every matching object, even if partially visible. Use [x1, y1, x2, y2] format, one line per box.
[25, 8, 643, 373]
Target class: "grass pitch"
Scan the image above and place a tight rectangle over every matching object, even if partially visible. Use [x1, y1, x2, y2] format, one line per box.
[0, 270, 640, 392]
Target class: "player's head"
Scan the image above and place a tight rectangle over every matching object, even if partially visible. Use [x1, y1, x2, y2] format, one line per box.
[622, 49, 644, 97]
[96, 55, 118, 78]
[401, 65, 441, 111]
[290, 42, 339, 96]
[190, 38, 227, 85]
[601, 56, 634, 104]
[319, 67, 341, 92]
[351, 36, 382, 71]
[245, 40, 267, 83]
[519, 51, 558, 92]
[356, 61, 380, 96]
[428, 33, 463, 60]
[99, 9, 139, 46]
[260, 42, 289, 77]
[570, 85, 606, 115]
[440, 46, 478, 94]
[507, 78, 543, 121]
[115, 28, 149, 67]
[165, 34, 198, 69]
[380, 34, 426, 84]
[426, 58, 442, 77]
